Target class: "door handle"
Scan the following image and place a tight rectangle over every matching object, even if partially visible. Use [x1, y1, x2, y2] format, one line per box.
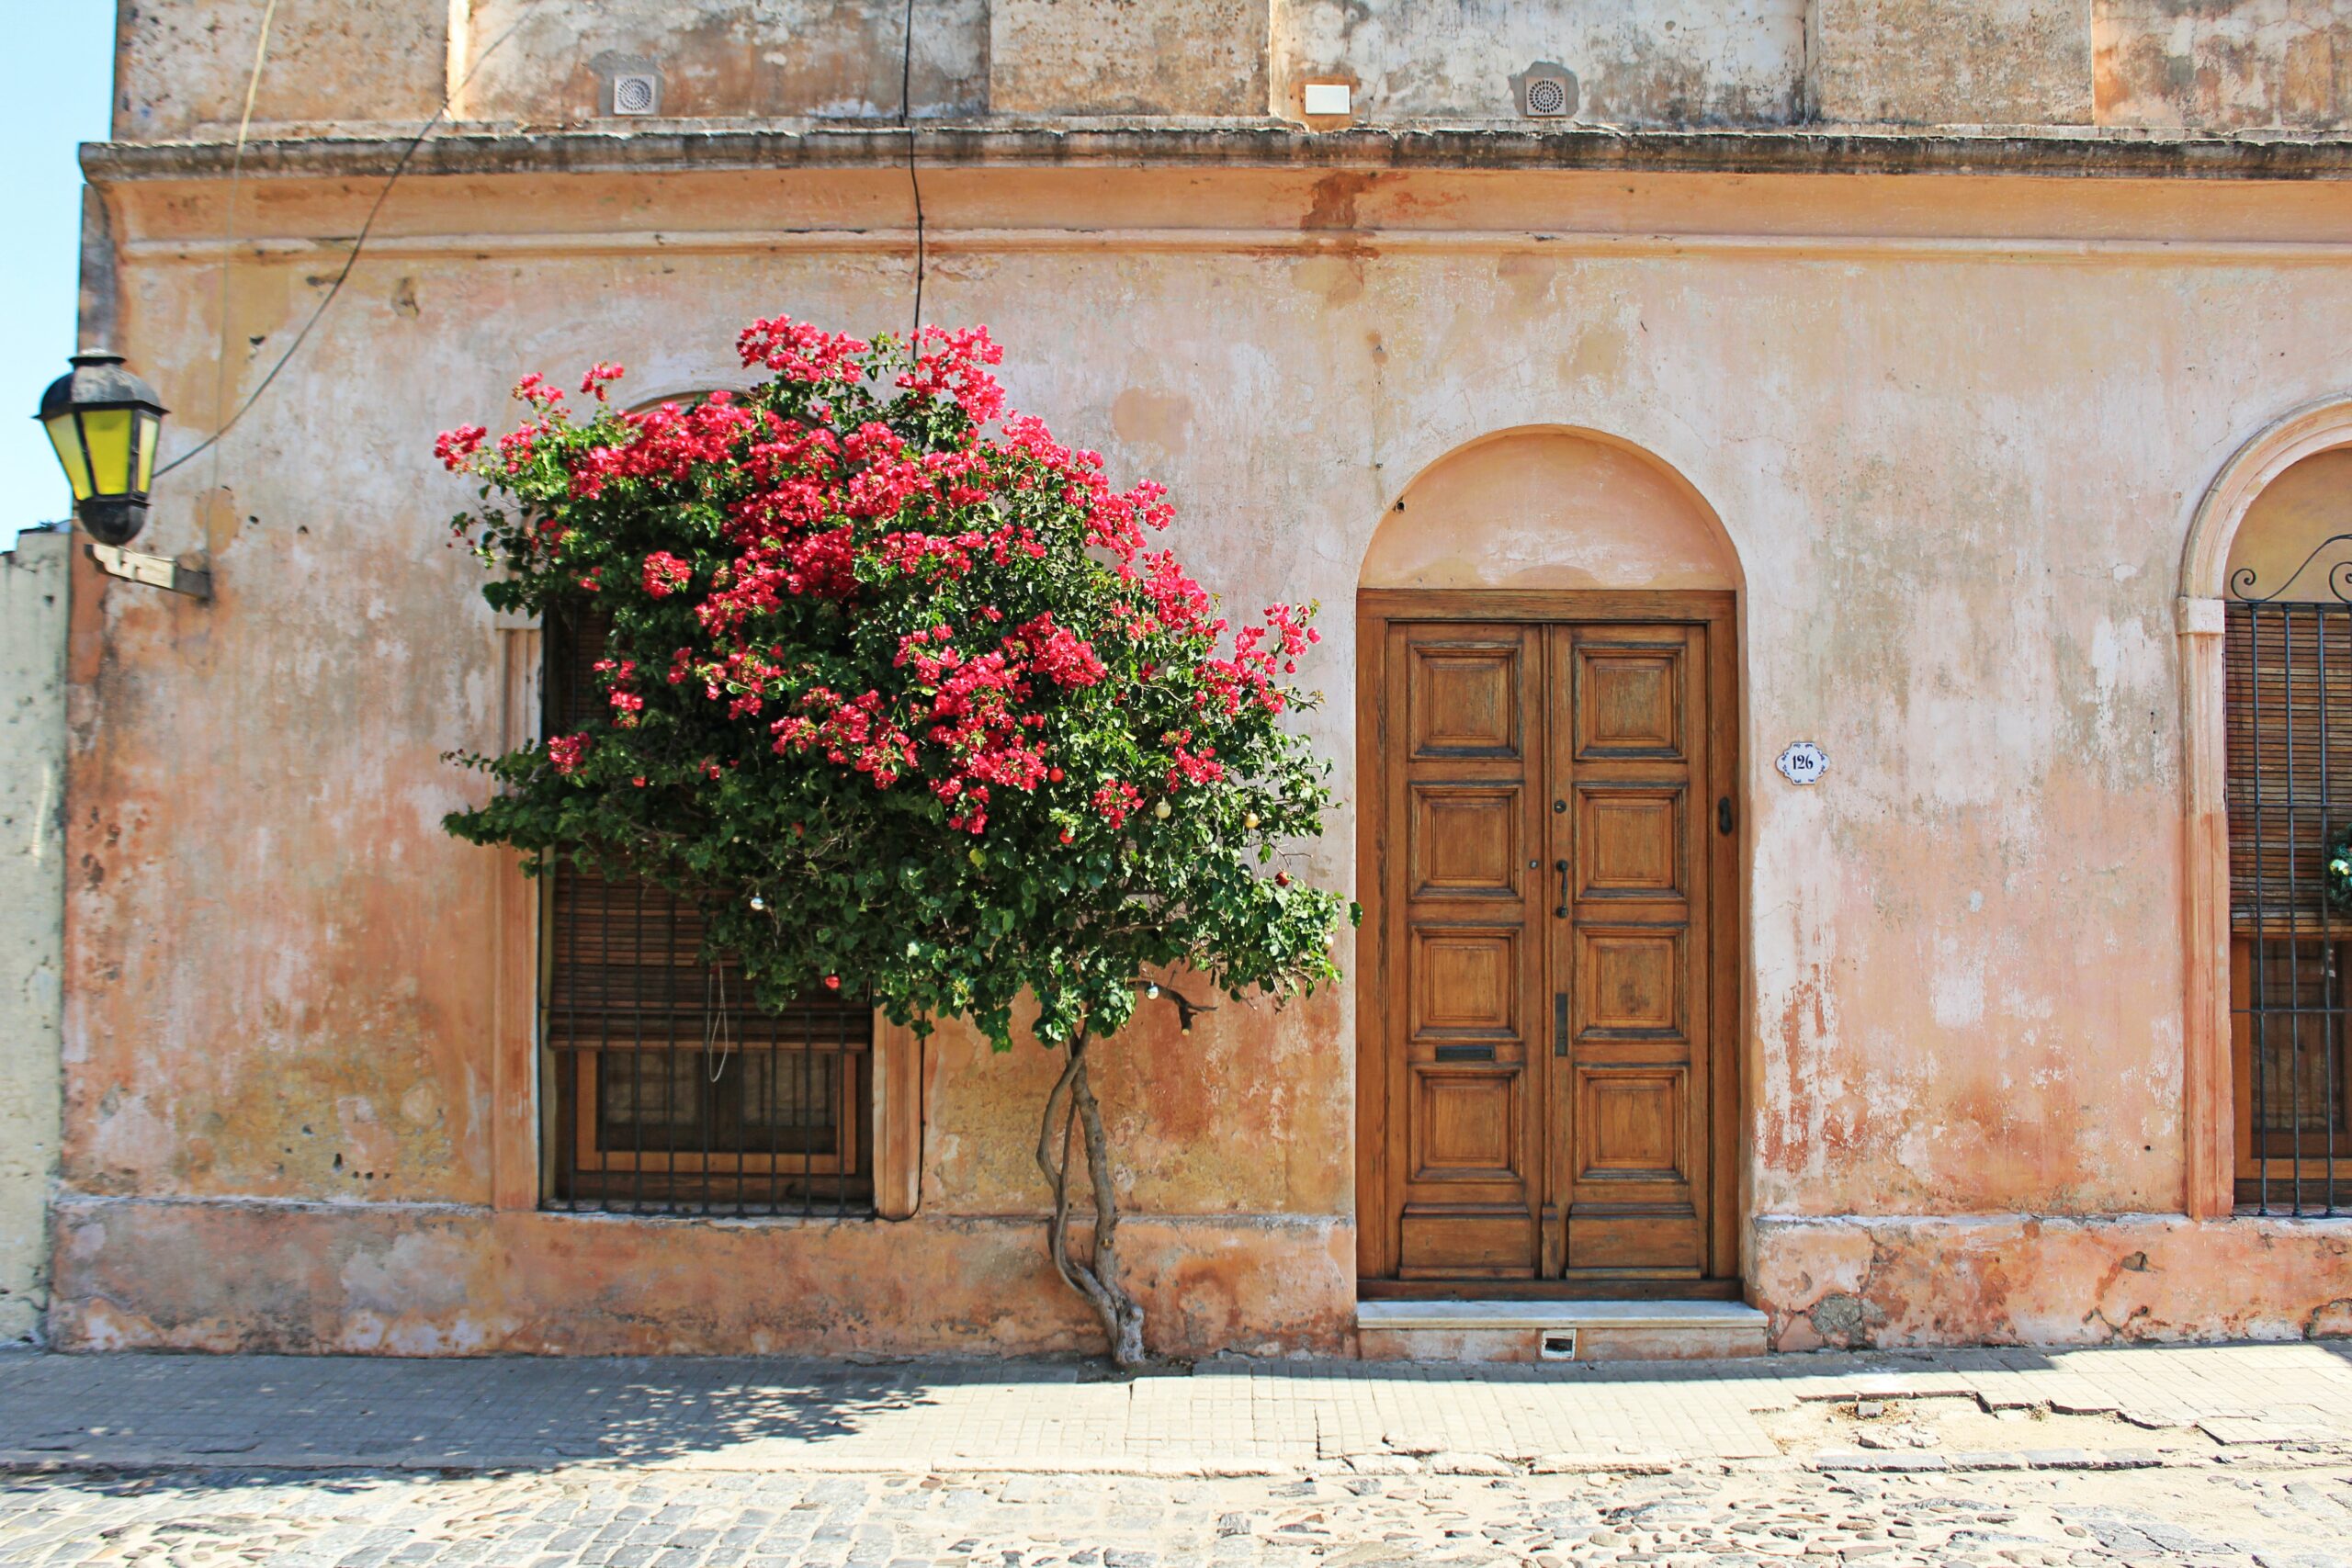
[1554, 858, 1569, 917]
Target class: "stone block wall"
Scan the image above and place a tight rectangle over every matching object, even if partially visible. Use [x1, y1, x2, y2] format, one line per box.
[103, 0, 2352, 136]
[1809, 0, 2097, 125]
[1269, 0, 1809, 126]
[2096, 0, 2352, 129]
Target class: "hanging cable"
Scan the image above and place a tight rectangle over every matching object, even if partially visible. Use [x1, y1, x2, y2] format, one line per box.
[205, 0, 279, 499]
[158, 0, 556, 480]
[901, 0, 927, 339]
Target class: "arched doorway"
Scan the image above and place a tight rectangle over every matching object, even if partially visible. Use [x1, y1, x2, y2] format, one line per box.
[1355, 430, 1745, 1297]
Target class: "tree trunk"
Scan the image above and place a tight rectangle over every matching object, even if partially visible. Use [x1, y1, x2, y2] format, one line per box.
[1035, 1032, 1148, 1368]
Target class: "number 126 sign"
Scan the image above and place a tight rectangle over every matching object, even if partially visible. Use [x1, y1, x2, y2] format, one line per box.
[1776, 741, 1828, 785]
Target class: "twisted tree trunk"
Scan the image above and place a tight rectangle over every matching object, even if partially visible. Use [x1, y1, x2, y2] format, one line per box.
[1035, 1032, 1148, 1368]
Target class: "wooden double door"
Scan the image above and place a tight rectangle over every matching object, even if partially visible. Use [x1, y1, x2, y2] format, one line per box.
[1357, 592, 1740, 1293]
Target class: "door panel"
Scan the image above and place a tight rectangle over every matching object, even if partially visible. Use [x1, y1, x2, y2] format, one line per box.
[1414, 1067, 1524, 1178]
[1410, 927, 1521, 1041]
[1363, 598, 1735, 1293]
[1411, 785, 1524, 899]
[1575, 926, 1688, 1039]
[1408, 641, 1525, 758]
[1389, 625, 1545, 1280]
[1577, 786, 1686, 898]
[1555, 624, 1710, 1280]
[1573, 644, 1686, 760]
[1576, 1066, 1687, 1175]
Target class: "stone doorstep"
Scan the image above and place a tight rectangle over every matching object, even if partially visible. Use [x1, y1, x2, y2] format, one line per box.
[1354, 1300, 1770, 1363]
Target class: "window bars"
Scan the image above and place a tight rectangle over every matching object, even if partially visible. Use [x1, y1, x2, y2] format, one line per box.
[541, 606, 875, 1218]
[2225, 572, 2352, 1215]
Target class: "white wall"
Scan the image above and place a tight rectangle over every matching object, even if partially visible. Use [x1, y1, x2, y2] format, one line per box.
[1, 525, 66, 1345]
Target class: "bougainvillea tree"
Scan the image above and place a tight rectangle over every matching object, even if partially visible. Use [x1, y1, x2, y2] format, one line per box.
[436, 319, 1351, 1365]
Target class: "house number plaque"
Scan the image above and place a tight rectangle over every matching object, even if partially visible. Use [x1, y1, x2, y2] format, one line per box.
[1776, 741, 1828, 785]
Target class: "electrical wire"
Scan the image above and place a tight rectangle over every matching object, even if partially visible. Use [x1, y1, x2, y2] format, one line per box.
[158, 0, 556, 481]
[205, 0, 279, 499]
[901, 0, 926, 339]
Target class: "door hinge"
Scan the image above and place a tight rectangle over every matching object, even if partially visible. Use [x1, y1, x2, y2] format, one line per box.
[1717, 796, 1734, 836]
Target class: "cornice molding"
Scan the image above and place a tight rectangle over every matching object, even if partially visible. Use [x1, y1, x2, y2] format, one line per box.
[82, 121, 2352, 185]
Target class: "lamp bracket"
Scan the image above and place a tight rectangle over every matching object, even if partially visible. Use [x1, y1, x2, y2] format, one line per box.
[87, 542, 211, 602]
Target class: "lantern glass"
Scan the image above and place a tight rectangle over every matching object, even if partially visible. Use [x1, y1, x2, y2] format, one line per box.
[135, 410, 160, 491]
[42, 412, 93, 502]
[80, 408, 134, 497]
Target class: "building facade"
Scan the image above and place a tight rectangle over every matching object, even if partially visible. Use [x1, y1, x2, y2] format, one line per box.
[3, 526, 68, 1347]
[46, 0, 2352, 1357]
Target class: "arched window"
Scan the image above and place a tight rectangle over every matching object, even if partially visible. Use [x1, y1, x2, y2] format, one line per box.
[2222, 448, 2352, 1215]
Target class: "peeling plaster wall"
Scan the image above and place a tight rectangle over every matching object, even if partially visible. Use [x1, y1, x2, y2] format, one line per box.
[1810, 0, 2096, 125]
[458, 0, 989, 123]
[48, 1201, 1353, 1357]
[2, 528, 69, 1347]
[992, 0, 1267, 117]
[109, 0, 2352, 137]
[115, 0, 451, 140]
[54, 153, 2352, 1354]
[1756, 1215, 2352, 1348]
[1271, 0, 1807, 126]
[2096, 0, 2352, 129]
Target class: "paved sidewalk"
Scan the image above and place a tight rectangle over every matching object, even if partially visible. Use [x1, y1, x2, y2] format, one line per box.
[6, 1345, 2352, 1565]
[2, 1341, 2352, 1474]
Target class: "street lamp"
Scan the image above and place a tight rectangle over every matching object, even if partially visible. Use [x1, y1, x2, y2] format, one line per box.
[37, 348, 167, 547]
[36, 347, 205, 598]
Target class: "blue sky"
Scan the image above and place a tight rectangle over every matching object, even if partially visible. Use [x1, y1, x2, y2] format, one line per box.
[6, 6, 116, 541]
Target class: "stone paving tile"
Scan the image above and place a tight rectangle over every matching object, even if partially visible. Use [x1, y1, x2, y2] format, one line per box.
[8, 1342, 2352, 1477]
[4, 1459, 2352, 1566]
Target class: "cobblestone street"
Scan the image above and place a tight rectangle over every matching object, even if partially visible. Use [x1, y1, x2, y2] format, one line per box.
[3, 1344, 2352, 1565]
[8, 1456, 2352, 1567]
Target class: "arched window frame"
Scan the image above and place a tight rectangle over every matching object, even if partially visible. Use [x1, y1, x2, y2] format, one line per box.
[2177, 395, 2352, 1220]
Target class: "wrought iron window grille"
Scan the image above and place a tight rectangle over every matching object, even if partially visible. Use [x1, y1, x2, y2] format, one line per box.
[540, 605, 875, 1219]
[2224, 534, 2352, 1214]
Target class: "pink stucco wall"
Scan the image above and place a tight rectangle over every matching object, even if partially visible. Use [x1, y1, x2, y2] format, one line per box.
[51, 0, 2352, 1355]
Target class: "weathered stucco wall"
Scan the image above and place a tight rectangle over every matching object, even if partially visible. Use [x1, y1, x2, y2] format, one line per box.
[1271, 0, 1807, 127]
[1810, 0, 2095, 125]
[115, 0, 451, 140]
[1362, 430, 1742, 592]
[108, 0, 2352, 136]
[994, 0, 1268, 117]
[1758, 1214, 2352, 1348]
[2096, 0, 2352, 129]
[458, 0, 990, 123]
[2, 527, 69, 1347]
[49, 1202, 1352, 1357]
[48, 146, 2352, 1353]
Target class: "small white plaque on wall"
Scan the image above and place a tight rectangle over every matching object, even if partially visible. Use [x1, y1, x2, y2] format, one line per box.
[1776, 741, 1827, 785]
[1302, 81, 1352, 116]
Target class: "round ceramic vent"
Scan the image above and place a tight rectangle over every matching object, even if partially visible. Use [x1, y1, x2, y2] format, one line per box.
[612, 74, 658, 115]
[1524, 76, 1569, 117]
